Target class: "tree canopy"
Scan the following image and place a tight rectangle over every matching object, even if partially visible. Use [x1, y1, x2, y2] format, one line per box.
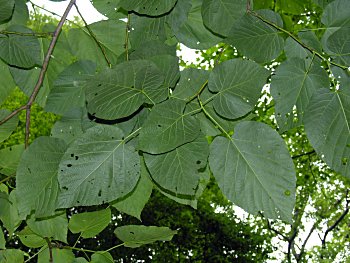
[0, 0, 349, 262]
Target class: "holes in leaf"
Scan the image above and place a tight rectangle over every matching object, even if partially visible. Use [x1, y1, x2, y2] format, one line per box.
[157, 124, 162, 128]
[70, 153, 74, 158]
[67, 164, 72, 167]
[95, 93, 98, 96]
[62, 186, 68, 190]
[97, 83, 102, 87]
[75, 156, 79, 160]
[196, 160, 201, 165]
[130, 231, 135, 234]
[98, 189, 102, 197]
[342, 157, 348, 165]
[27, 168, 31, 173]
[77, 200, 80, 204]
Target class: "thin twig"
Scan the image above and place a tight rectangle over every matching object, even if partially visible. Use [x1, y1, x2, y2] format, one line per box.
[23, 0, 76, 148]
[292, 150, 316, 159]
[297, 220, 320, 262]
[0, 30, 53, 37]
[0, 105, 27, 126]
[74, 3, 112, 67]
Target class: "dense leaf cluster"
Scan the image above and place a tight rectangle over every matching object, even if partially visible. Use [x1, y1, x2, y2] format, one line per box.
[0, 0, 349, 261]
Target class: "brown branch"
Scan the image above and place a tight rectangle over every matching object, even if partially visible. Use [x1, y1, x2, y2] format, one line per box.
[296, 220, 320, 262]
[73, 3, 111, 67]
[24, 0, 76, 148]
[0, 105, 27, 126]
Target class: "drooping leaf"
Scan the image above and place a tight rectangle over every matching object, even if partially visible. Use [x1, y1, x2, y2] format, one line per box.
[114, 225, 177, 248]
[45, 60, 97, 115]
[119, 0, 177, 16]
[144, 135, 209, 196]
[27, 212, 68, 243]
[16, 137, 67, 218]
[0, 109, 18, 143]
[271, 58, 330, 132]
[58, 125, 140, 207]
[209, 121, 296, 222]
[17, 227, 46, 248]
[90, 252, 114, 263]
[226, 11, 284, 63]
[0, 25, 41, 68]
[0, 0, 14, 24]
[112, 164, 153, 220]
[208, 59, 269, 119]
[0, 144, 24, 176]
[201, 0, 246, 36]
[304, 88, 350, 178]
[38, 248, 74, 263]
[85, 60, 165, 120]
[0, 191, 21, 235]
[174, 0, 222, 49]
[0, 249, 24, 263]
[138, 99, 200, 154]
[68, 208, 111, 238]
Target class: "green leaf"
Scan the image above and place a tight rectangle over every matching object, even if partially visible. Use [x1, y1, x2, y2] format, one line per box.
[38, 248, 74, 263]
[27, 212, 68, 243]
[0, 58, 15, 105]
[138, 99, 201, 154]
[112, 164, 153, 220]
[321, 0, 350, 27]
[0, 109, 18, 143]
[129, 15, 168, 49]
[201, 0, 246, 36]
[68, 208, 111, 238]
[7, 0, 29, 26]
[271, 58, 330, 132]
[17, 226, 46, 248]
[114, 225, 177, 248]
[58, 125, 140, 207]
[208, 59, 269, 119]
[85, 60, 165, 120]
[226, 11, 284, 63]
[119, 0, 177, 16]
[149, 55, 180, 88]
[174, 0, 222, 49]
[73, 258, 89, 263]
[50, 108, 92, 145]
[16, 137, 67, 218]
[0, 25, 41, 68]
[144, 135, 209, 196]
[45, 60, 97, 115]
[67, 19, 126, 67]
[9, 67, 50, 107]
[90, 0, 121, 19]
[165, 0, 192, 32]
[90, 252, 114, 263]
[0, 249, 24, 263]
[0, 0, 14, 24]
[276, 0, 307, 14]
[0, 144, 24, 176]
[0, 226, 5, 249]
[304, 88, 350, 178]
[209, 121, 296, 222]
[326, 27, 350, 65]
[0, 190, 21, 235]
